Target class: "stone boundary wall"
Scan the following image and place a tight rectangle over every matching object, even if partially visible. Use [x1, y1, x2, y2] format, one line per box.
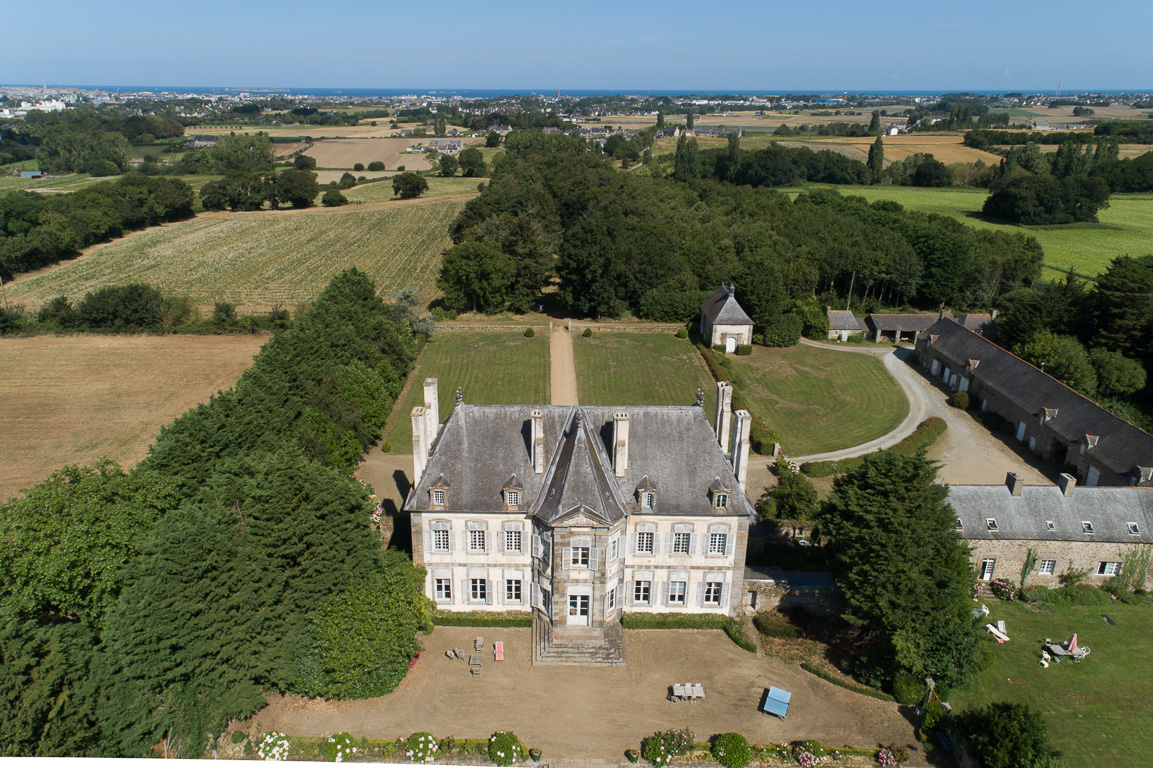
[439, 324, 553, 331]
[744, 579, 842, 617]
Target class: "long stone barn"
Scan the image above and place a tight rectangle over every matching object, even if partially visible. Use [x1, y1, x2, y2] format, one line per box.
[405, 379, 756, 665]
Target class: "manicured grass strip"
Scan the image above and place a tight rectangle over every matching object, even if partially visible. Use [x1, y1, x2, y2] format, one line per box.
[6, 199, 465, 312]
[622, 613, 756, 653]
[950, 600, 1153, 768]
[722, 344, 909, 457]
[573, 331, 717, 415]
[781, 184, 1153, 278]
[431, 610, 532, 627]
[800, 662, 895, 702]
[383, 331, 551, 451]
[800, 417, 947, 477]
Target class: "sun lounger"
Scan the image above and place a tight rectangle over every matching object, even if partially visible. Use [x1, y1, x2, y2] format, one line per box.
[997, 620, 1007, 634]
[475, 636, 484, 652]
[986, 623, 1010, 643]
[760, 686, 792, 719]
[494, 641, 504, 661]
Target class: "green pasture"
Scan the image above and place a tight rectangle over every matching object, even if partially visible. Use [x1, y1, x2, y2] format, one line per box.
[383, 331, 551, 451]
[723, 344, 908, 457]
[573, 332, 717, 416]
[781, 184, 1153, 278]
[951, 599, 1153, 768]
[349, 175, 483, 203]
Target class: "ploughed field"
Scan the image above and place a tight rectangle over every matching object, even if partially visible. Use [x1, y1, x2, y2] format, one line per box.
[0, 334, 264, 502]
[5, 197, 466, 313]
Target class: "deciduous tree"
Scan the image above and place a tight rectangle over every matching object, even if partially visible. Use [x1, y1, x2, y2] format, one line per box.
[392, 171, 428, 199]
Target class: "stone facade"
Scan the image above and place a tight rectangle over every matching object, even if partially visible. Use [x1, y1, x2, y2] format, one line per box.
[967, 537, 1152, 590]
[701, 285, 754, 351]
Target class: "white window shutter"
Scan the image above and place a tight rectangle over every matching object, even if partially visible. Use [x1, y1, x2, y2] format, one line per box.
[462, 580, 470, 605]
[498, 532, 505, 553]
[604, 592, 612, 617]
[449, 531, 457, 552]
[496, 580, 504, 605]
[427, 530, 434, 554]
[532, 583, 541, 609]
[689, 534, 697, 555]
[533, 534, 542, 558]
[697, 582, 706, 607]
[652, 533, 661, 555]
[590, 548, 599, 571]
[720, 582, 729, 608]
[625, 582, 635, 605]
[485, 530, 493, 553]
[664, 581, 673, 607]
[616, 584, 624, 608]
[563, 547, 572, 570]
[486, 580, 494, 604]
[629, 533, 637, 555]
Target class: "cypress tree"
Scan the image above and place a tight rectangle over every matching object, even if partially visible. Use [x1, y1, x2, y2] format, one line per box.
[867, 110, 882, 136]
[867, 136, 885, 181]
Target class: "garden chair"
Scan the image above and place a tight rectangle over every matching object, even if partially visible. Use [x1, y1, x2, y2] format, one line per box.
[475, 636, 484, 652]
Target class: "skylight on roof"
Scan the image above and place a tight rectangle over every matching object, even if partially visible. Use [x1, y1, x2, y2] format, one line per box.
[1045, 520, 1056, 531]
[1128, 522, 1141, 535]
[1082, 521, 1095, 534]
[986, 518, 998, 531]
[955, 518, 964, 531]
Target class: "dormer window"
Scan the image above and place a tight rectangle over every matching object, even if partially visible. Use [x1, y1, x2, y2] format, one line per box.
[1127, 522, 1140, 535]
[505, 490, 520, 507]
[502, 475, 523, 510]
[636, 475, 658, 510]
[955, 518, 964, 531]
[428, 473, 450, 509]
[986, 518, 998, 531]
[708, 476, 731, 510]
[714, 493, 729, 510]
[1082, 521, 1095, 534]
[431, 489, 446, 507]
[643, 492, 656, 509]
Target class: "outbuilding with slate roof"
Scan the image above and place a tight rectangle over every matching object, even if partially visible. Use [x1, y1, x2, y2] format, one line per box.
[826, 308, 867, 341]
[916, 317, 1153, 487]
[701, 284, 754, 352]
[865, 312, 941, 343]
[950, 472, 1153, 589]
[406, 379, 756, 665]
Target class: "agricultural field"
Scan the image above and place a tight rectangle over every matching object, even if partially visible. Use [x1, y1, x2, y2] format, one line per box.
[780, 184, 1153, 278]
[288, 137, 436, 171]
[950, 599, 1153, 768]
[0, 172, 104, 193]
[782, 133, 1004, 165]
[0, 334, 264, 502]
[5, 196, 468, 312]
[572, 332, 717, 415]
[382, 331, 551, 451]
[723, 344, 908, 457]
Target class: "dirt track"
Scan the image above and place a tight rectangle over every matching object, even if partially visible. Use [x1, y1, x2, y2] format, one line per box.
[252, 627, 919, 760]
[550, 326, 579, 405]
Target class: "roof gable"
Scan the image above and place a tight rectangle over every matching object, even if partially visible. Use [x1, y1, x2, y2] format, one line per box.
[702, 285, 754, 326]
[532, 408, 629, 525]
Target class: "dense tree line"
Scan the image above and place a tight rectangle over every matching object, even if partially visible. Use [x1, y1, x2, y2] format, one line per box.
[18, 107, 184, 173]
[0, 271, 433, 757]
[0, 174, 194, 280]
[444, 145, 1041, 320]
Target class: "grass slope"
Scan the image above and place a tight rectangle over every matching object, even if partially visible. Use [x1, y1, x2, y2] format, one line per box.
[6, 198, 465, 312]
[383, 331, 551, 451]
[951, 600, 1153, 768]
[573, 332, 717, 416]
[781, 184, 1153, 278]
[724, 345, 908, 456]
[0, 334, 264, 502]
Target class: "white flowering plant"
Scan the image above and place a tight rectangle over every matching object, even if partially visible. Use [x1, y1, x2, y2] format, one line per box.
[256, 731, 291, 761]
[405, 732, 439, 764]
[323, 732, 358, 762]
[488, 731, 524, 767]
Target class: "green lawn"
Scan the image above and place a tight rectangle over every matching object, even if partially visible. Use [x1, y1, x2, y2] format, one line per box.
[383, 332, 550, 451]
[951, 599, 1153, 768]
[723, 345, 908, 456]
[780, 184, 1153, 278]
[349, 175, 483, 202]
[572, 332, 717, 417]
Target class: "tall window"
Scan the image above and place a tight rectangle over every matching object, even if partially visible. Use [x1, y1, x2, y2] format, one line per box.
[633, 580, 651, 604]
[980, 559, 996, 581]
[571, 546, 590, 568]
[469, 529, 486, 552]
[668, 581, 687, 605]
[708, 533, 728, 556]
[608, 537, 619, 561]
[434, 578, 452, 601]
[505, 579, 522, 603]
[433, 529, 449, 552]
[703, 581, 722, 606]
[431, 489, 446, 507]
[1038, 559, 1056, 576]
[505, 530, 522, 553]
[470, 578, 487, 602]
[1098, 561, 1121, 576]
[672, 532, 690, 554]
[607, 586, 616, 610]
[637, 531, 655, 554]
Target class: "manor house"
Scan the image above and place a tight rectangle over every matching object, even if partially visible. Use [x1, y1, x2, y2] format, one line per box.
[405, 379, 755, 665]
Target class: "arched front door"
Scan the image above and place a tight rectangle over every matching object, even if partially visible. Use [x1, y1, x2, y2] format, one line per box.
[725, 336, 737, 354]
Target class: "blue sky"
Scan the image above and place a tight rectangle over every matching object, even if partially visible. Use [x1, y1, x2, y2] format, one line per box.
[3, 0, 1150, 91]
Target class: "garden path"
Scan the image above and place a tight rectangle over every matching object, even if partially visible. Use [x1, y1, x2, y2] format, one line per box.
[550, 325, 579, 406]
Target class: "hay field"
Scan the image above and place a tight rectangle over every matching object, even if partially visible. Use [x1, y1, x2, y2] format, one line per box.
[0, 334, 264, 502]
[6, 197, 468, 312]
[794, 133, 1003, 165]
[292, 138, 437, 170]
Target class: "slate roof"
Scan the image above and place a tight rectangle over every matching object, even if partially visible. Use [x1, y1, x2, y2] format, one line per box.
[922, 319, 1153, 477]
[949, 484, 1153, 545]
[701, 285, 754, 327]
[405, 404, 756, 520]
[958, 313, 997, 338]
[826, 309, 866, 332]
[866, 313, 940, 333]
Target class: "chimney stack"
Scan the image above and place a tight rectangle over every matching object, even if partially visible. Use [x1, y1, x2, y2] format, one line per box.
[532, 408, 545, 474]
[732, 409, 751, 491]
[715, 381, 733, 455]
[423, 378, 440, 442]
[1057, 472, 1077, 497]
[412, 406, 429, 487]
[613, 411, 630, 477]
[1006, 472, 1023, 497]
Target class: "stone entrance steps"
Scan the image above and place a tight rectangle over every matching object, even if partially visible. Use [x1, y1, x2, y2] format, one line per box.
[532, 619, 626, 666]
